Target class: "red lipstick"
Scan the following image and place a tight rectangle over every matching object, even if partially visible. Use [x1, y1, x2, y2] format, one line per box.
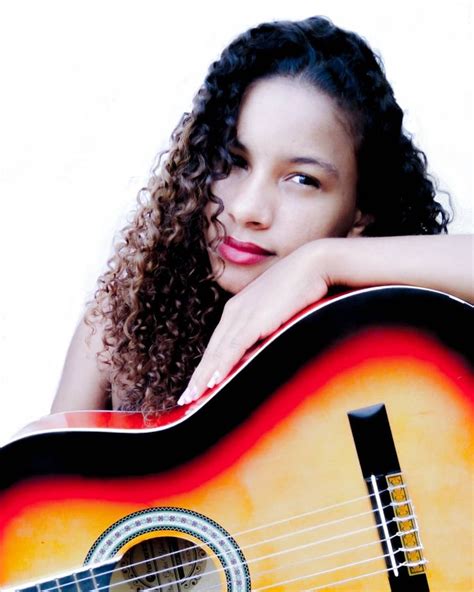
[218, 236, 273, 265]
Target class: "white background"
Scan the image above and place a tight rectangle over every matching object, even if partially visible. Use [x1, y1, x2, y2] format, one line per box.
[0, 0, 472, 444]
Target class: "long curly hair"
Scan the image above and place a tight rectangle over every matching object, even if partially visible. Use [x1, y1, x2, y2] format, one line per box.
[87, 16, 451, 413]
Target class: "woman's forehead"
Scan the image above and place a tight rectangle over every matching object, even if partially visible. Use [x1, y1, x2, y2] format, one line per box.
[234, 77, 355, 165]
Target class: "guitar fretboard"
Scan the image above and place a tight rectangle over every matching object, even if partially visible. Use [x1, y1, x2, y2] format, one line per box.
[18, 560, 116, 592]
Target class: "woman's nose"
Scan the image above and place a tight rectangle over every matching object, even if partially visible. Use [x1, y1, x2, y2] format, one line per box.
[226, 171, 274, 229]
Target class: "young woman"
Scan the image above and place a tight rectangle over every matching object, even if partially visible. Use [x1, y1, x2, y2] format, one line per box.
[51, 15, 472, 415]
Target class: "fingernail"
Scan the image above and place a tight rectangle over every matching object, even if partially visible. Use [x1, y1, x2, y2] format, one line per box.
[177, 387, 189, 406]
[207, 370, 221, 390]
[177, 384, 198, 406]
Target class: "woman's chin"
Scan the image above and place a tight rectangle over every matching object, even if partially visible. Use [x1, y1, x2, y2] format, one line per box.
[213, 267, 259, 295]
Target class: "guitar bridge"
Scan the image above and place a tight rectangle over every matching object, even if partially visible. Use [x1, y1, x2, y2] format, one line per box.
[348, 404, 429, 591]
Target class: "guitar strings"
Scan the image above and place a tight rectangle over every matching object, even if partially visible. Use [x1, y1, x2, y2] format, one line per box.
[111, 542, 414, 592]
[153, 547, 406, 592]
[104, 519, 385, 592]
[44, 489, 384, 590]
[215, 538, 384, 588]
[301, 563, 400, 591]
[301, 558, 428, 592]
[159, 538, 389, 592]
[70, 511, 424, 592]
[144, 559, 424, 592]
[246, 551, 393, 591]
[47, 489, 405, 591]
[40, 486, 411, 592]
[46, 492, 381, 590]
[160, 546, 425, 592]
[85, 518, 403, 592]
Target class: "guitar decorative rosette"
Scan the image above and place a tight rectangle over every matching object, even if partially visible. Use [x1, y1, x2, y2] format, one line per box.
[85, 507, 250, 591]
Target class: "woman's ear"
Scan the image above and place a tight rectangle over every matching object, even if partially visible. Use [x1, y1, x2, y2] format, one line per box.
[347, 209, 374, 237]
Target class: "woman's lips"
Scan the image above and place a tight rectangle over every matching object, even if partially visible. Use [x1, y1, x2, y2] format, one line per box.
[218, 236, 273, 266]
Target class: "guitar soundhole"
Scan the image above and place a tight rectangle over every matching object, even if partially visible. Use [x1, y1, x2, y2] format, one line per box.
[111, 535, 222, 591]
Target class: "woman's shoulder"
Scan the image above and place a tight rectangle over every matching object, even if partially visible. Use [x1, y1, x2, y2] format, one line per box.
[51, 313, 111, 413]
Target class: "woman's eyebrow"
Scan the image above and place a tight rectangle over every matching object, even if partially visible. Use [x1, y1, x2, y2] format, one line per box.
[233, 140, 339, 179]
[287, 156, 339, 178]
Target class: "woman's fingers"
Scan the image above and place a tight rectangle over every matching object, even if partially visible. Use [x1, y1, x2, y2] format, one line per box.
[177, 302, 257, 404]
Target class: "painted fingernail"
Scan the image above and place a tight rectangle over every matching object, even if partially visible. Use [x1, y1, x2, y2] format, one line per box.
[178, 384, 199, 406]
[177, 387, 190, 406]
[207, 370, 221, 389]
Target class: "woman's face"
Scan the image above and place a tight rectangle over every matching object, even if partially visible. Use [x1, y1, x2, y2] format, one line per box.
[207, 76, 366, 294]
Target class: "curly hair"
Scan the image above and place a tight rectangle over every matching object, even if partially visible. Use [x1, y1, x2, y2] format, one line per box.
[87, 16, 451, 414]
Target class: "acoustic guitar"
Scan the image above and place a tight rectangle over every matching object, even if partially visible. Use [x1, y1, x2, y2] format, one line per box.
[0, 286, 472, 591]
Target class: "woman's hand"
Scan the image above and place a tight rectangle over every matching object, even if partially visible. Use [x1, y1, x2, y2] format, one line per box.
[177, 241, 330, 405]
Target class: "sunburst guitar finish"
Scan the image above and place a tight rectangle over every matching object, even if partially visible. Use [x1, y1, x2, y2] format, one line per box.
[0, 287, 472, 591]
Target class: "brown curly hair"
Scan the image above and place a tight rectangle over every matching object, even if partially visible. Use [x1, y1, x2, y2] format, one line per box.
[86, 16, 451, 413]
[86, 111, 228, 414]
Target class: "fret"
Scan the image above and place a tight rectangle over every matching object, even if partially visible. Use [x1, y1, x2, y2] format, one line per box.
[75, 568, 97, 592]
[55, 575, 77, 592]
[74, 562, 115, 592]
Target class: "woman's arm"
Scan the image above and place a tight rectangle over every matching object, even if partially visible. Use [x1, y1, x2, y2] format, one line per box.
[178, 234, 473, 405]
[323, 234, 473, 304]
[51, 316, 110, 412]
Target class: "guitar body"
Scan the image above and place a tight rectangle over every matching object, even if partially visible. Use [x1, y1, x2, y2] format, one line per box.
[0, 287, 472, 591]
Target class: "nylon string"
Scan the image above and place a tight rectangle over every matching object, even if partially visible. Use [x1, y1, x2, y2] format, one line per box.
[41, 485, 419, 592]
[103, 520, 406, 592]
[78, 515, 417, 592]
[41, 489, 384, 591]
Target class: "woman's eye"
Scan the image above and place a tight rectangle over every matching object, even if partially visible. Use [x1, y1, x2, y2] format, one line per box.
[291, 174, 321, 189]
